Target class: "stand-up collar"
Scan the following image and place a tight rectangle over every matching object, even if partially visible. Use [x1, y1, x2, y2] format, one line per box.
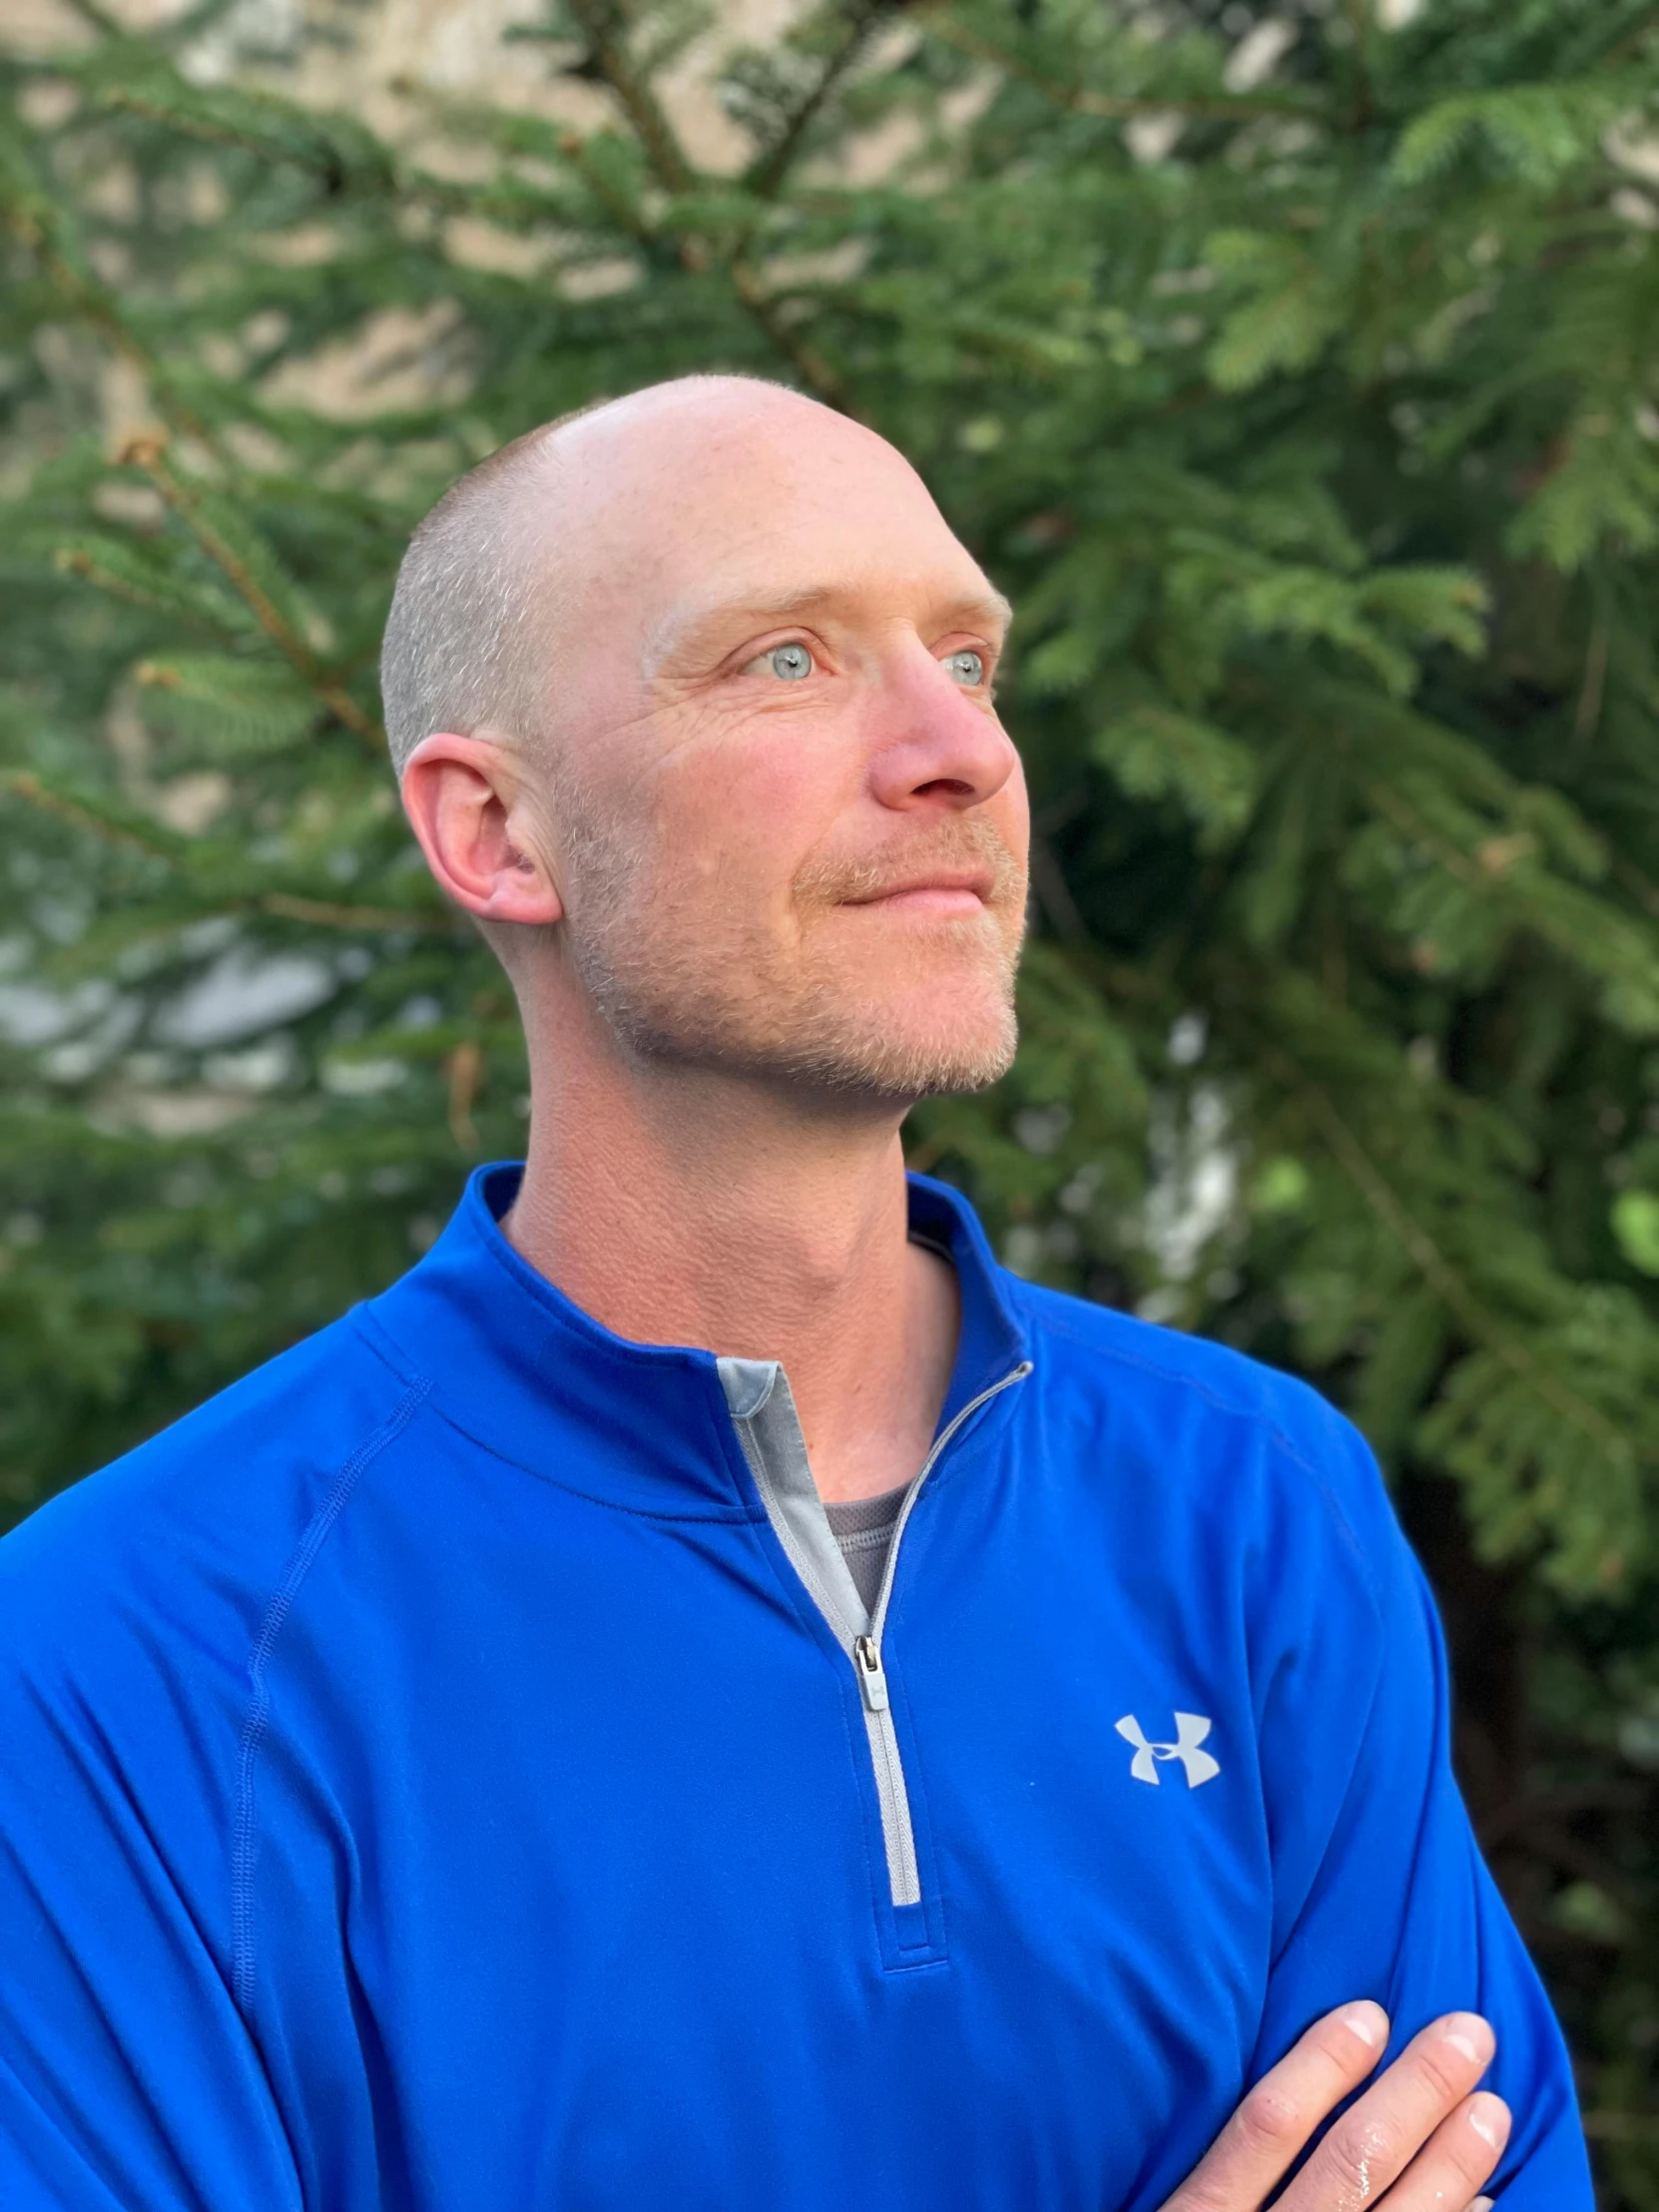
[903, 1171, 1030, 1428]
[361, 1162, 1030, 1519]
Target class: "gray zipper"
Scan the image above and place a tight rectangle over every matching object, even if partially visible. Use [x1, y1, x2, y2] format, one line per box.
[719, 1355, 1032, 1910]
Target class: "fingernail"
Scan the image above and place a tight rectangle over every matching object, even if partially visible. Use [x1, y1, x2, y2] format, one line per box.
[1470, 2200, 1494, 2211]
[1441, 2012, 1495, 2067]
[1467, 2093, 1510, 2151]
[1340, 2000, 1388, 2049]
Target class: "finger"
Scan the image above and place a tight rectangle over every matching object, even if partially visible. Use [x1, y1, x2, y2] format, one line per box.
[1283, 2011, 1496, 2211]
[1374, 2093, 1510, 2212]
[1161, 2000, 1388, 2211]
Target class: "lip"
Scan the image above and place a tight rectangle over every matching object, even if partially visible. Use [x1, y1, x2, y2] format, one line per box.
[843, 870, 995, 914]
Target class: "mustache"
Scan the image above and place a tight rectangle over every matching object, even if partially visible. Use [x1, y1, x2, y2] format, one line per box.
[792, 816, 1025, 908]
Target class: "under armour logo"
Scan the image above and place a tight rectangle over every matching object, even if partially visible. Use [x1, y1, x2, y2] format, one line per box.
[1115, 1712, 1220, 1789]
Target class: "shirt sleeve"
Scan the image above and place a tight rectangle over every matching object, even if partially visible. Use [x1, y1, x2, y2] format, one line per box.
[1249, 1419, 1593, 2208]
[0, 1514, 303, 2212]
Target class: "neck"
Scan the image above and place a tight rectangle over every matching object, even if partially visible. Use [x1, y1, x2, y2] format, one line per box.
[500, 993, 959, 1504]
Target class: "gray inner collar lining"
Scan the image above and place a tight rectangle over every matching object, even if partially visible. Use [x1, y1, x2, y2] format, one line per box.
[717, 1358, 870, 1645]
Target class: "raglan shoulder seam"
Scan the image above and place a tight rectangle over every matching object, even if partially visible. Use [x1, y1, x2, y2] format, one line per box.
[230, 1375, 432, 2019]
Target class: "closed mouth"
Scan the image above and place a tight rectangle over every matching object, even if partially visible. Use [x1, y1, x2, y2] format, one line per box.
[843, 871, 995, 908]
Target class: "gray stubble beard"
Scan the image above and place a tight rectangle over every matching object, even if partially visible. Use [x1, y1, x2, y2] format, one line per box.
[556, 784, 1024, 1104]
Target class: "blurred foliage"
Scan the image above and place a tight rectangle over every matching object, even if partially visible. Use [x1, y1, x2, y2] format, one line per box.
[5, 0, 1659, 2188]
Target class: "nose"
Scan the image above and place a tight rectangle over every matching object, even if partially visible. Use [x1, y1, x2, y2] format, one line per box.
[865, 646, 1020, 815]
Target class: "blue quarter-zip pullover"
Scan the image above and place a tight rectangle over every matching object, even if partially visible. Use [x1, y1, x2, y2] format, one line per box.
[0, 1165, 1589, 2208]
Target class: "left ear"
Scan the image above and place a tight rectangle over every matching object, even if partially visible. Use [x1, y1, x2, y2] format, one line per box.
[400, 731, 566, 927]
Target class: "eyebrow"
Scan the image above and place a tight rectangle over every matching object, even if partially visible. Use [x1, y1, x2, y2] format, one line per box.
[643, 581, 1015, 673]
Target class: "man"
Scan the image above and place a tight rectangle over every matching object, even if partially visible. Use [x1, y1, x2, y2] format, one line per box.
[0, 376, 1588, 2211]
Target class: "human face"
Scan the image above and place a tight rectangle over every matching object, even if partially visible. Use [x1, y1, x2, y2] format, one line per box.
[539, 386, 1030, 1104]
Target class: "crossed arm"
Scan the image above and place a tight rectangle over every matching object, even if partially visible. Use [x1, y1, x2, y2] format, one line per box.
[1163, 2000, 1509, 2212]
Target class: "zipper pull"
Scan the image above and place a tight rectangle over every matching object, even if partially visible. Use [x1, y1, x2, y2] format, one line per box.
[853, 1635, 890, 1713]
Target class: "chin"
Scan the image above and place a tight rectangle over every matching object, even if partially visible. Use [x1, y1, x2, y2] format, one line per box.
[798, 982, 1019, 1100]
[578, 925, 1020, 1099]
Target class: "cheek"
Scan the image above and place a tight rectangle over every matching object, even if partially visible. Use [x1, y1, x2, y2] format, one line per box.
[658, 725, 844, 901]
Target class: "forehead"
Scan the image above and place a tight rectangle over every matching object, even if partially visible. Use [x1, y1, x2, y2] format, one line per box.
[545, 397, 1002, 663]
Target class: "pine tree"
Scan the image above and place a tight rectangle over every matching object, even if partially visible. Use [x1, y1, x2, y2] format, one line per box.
[5, 0, 1659, 2185]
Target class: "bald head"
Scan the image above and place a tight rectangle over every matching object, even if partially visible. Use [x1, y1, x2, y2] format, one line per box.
[380, 373, 877, 775]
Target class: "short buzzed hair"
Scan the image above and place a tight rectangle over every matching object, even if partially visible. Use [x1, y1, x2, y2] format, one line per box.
[379, 373, 796, 776]
[378, 410, 589, 775]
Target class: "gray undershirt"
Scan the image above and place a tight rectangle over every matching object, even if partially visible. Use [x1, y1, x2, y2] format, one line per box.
[822, 1482, 911, 1618]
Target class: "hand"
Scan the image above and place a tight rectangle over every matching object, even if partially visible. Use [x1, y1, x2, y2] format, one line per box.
[1161, 2001, 1509, 2212]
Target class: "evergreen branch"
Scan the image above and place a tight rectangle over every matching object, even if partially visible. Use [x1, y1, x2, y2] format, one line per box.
[261, 893, 450, 933]
[743, 0, 894, 198]
[54, 0, 124, 38]
[1573, 614, 1610, 744]
[86, 66, 393, 194]
[546, 44, 855, 412]
[548, 125, 685, 260]
[1602, 5, 1659, 68]
[51, 538, 248, 635]
[561, 0, 697, 193]
[3, 179, 225, 460]
[1340, 0, 1376, 132]
[1360, 770, 1659, 1011]
[4, 776, 444, 933]
[98, 87, 251, 147]
[919, 11, 1318, 125]
[117, 438, 384, 752]
[164, 0, 254, 47]
[1360, 772, 1492, 895]
[3, 773, 179, 864]
[1260, 1039, 1635, 1470]
[728, 257, 856, 412]
[1613, 853, 1659, 922]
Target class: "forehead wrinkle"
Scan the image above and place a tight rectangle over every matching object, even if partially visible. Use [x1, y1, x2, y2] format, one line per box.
[641, 580, 1014, 679]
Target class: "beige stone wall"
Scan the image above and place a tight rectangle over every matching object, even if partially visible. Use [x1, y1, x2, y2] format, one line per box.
[9, 0, 801, 170]
[294, 0, 800, 172]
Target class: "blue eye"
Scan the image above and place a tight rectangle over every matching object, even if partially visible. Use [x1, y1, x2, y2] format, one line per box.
[945, 649, 985, 686]
[762, 643, 814, 681]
